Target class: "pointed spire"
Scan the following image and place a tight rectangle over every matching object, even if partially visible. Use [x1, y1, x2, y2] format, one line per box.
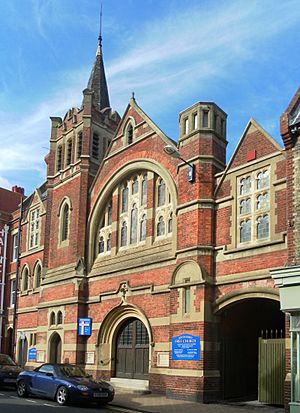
[85, 4, 110, 111]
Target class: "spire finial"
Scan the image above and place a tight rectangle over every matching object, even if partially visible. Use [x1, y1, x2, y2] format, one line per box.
[98, 3, 103, 46]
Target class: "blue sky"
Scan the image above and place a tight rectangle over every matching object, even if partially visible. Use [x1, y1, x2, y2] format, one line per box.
[0, 0, 299, 195]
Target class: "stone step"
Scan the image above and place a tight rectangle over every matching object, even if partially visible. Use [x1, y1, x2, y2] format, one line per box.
[110, 378, 150, 394]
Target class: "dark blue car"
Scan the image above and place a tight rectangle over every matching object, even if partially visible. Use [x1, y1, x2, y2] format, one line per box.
[16, 363, 114, 406]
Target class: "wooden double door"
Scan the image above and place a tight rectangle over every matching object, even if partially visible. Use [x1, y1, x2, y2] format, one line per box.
[115, 318, 149, 379]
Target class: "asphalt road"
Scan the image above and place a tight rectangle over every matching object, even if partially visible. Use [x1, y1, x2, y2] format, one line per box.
[0, 388, 136, 413]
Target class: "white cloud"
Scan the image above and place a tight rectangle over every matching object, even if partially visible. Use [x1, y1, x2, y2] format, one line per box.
[1, 0, 299, 194]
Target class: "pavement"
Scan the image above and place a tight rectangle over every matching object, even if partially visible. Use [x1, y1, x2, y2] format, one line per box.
[111, 391, 285, 413]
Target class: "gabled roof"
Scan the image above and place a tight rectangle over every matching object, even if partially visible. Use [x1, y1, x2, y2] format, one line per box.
[215, 118, 283, 195]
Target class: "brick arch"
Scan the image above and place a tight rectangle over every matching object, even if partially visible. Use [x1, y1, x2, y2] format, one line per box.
[96, 303, 153, 373]
[87, 159, 178, 269]
[214, 286, 280, 314]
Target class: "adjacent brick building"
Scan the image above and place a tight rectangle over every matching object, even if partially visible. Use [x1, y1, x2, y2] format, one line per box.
[1, 35, 296, 404]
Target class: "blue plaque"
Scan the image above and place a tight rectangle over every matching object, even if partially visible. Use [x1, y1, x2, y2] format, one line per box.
[78, 318, 92, 336]
[28, 347, 37, 361]
[172, 334, 200, 360]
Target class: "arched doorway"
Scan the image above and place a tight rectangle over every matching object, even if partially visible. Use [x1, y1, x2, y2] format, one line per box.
[6, 328, 13, 357]
[49, 333, 62, 364]
[219, 298, 285, 401]
[115, 318, 149, 379]
[18, 336, 28, 367]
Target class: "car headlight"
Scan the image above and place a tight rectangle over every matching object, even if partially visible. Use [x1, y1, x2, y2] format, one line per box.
[77, 385, 89, 391]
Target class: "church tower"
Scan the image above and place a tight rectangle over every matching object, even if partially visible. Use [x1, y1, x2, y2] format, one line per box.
[40, 35, 120, 364]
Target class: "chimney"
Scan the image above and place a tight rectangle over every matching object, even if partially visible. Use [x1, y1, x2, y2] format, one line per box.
[12, 186, 25, 196]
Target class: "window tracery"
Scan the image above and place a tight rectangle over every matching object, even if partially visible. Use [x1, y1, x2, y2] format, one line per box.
[237, 168, 270, 244]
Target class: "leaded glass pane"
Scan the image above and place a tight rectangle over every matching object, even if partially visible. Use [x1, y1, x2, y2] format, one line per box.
[257, 215, 269, 239]
[240, 177, 251, 195]
[257, 170, 269, 189]
[99, 236, 104, 253]
[23, 269, 29, 291]
[35, 265, 41, 288]
[157, 216, 165, 236]
[257, 193, 269, 210]
[107, 234, 111, 251]
[108, 201, 112, 225]
[240, 198, 251, 214]
[158, 179, 166, 206]
[127, 124, 133, 145]
[140, 214, 146, 241]
[240, 220, 251, 243]
[142, 175, 147, 205]
[57, 311, 63, 325]
[62, 204, 69, 241]
[130, 204, 138, 244]
[136, 320, 149, 345]
[132, 176, 138, 194]
[121, 222, 127, 246]
[122, 186, 128, 213]
[119, 322, 133, 345]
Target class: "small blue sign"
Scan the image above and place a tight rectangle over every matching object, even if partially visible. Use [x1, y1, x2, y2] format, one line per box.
[28, 347, 37, 361]
[172, 334, 200, 360]
[78, 318, 92, 336]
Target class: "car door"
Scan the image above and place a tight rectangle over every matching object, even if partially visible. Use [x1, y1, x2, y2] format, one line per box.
[31, 364, 57, 396]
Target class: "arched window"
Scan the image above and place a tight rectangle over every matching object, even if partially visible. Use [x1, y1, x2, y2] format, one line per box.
[66, 138, 72, 166]
[141, 174, 147, 205]
[157, 216, 165, 236]
[132, 176, 138, 194]
[57, 311, 63, 325]
[127, 124, 133, 145]
[107, 234, 112, 252]
[257, 193, 269, 210]
[50, 312, 55, 326]
[168, 213, 173, 233]
[77, 132, 82, 160]
[121, 222, 127, 247]
[240, 220, 251, 243]
[140, 214, 146, 241]
[35, 264, 42, 288]
[257, 170, 269, 189]
[240, 198, 251, 215]
[158, 179, 166, 206]
[122, 186, 128, 213]
[22, 267, 29, 291]
[61, 203, 69, 241]
[130, 204, 138, 244]
[240, 177, 251, 195]
[99, 236, 104, 253]
[257, 215, 269, 239]
[107, 201, 112, 225]
[56, 145, 63, 172]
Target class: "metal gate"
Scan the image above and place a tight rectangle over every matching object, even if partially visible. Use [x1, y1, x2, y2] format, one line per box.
[258, 330, 285, 405]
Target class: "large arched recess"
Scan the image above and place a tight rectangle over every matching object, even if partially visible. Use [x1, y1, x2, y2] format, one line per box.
[214, 288, 285, 401]
[96, 304, 153, 378]
[87, 159, 178, 270]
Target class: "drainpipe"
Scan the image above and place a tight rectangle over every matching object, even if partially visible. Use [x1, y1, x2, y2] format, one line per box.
[11, 199, 24, 360]
[0, 224, 9, 353]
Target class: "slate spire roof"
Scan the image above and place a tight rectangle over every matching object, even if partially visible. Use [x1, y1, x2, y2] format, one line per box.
[86, 34, 110, 110]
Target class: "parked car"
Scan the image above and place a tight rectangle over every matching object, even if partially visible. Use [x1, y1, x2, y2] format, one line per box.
[16, 363, 115, 406]
[0, 353, 22, 387]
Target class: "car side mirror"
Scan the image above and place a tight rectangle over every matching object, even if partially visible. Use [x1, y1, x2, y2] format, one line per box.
[46, 372, 54, 377]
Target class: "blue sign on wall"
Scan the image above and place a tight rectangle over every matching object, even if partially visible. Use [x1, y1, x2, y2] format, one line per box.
[78, 318, 92, 336]
[172, 334, 200, 360]
[28, 347, 37, 361]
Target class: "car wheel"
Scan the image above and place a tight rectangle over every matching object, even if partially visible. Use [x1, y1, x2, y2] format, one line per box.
[17, 380, 28, 398]
[56, 385, 68, 406]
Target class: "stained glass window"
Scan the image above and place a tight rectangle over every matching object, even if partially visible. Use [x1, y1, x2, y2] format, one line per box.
[140, 214, 146, 241]
[158, 179, 166, 206]
[121, 222, 127, 247]
[240, 220, 251, 243]
[157, 216, 165, 236]
[257, 215, 269, 239]
[130, 204, 138, 244]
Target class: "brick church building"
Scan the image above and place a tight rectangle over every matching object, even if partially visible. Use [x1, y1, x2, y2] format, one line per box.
[1, 34, 299, 404]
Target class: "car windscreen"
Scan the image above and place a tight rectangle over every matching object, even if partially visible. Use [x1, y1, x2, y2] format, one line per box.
[57, 365, 87, 378]
[0, 354, 16, 366]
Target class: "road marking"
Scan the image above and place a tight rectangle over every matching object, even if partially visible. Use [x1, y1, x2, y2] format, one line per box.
[26, 399, 37, 403]
[108, 406, 151, 413]
[0, 393, 4, 396]
[9, 396, 19, 399]
[43, 403, 57, 407]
